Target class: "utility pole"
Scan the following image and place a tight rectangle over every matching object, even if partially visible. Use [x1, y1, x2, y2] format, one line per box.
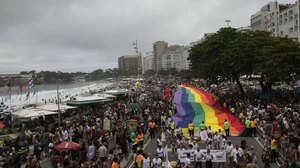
[225, 20, 231, 27]
[133, 39, 139, 78]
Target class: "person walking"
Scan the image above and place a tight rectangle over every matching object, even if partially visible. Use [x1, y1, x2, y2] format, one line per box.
[224, 119, 230, 137]
[188, 121, 195, 137]
[194, 147, 203, 168]
[204, 149, 213, 168]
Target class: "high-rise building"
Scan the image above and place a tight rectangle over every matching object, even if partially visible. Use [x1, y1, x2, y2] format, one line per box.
[118, 55, 141, 76]
[250, 1, 292, 37]
[153, 41, 168, 70]
[157, 51, 176, 70]
[174, 46, 190, 71]
[141, 52, 154, 74]
[278, 3, 299, 41]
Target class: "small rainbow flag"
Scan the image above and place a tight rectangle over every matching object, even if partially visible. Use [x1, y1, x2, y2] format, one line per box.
[172, 84, 245, 136]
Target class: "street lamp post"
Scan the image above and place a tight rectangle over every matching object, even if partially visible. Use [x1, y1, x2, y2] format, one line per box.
[132, 39, 140, 78]
[225, 20, 231, 27]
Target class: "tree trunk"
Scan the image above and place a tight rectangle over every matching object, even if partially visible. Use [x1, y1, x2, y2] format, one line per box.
[259, 75, 272, 93]
[232, 71, 245, 98]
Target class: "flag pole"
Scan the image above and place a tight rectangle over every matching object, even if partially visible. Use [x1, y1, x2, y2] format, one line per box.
[21, 86, 22, 108]
[28, 87, 30, 105]
[9, 91, 11, 110]
[36, 85, 38, 105]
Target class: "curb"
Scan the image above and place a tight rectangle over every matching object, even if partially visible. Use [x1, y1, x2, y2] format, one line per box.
[125, 133, 150, 168]
[256, 127, 285, 165]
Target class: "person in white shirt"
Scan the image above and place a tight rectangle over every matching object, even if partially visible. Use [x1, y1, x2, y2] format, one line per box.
[194, 148, 203, 168]
[204, 149, 213, 168]
[231, 144, 244, 165]
[62, 128, 69, 141]
[142, 153, 151, 168]
[192, 141, 198, 150]
[177, 144, 185, 153]
[226, 140, 234, 165]
[213, 132, 220, 149]
[157, 136, 163, 147]
[176, 126, 182, 136]
[220, 136, 227, 150]
[184, 153, 191, 168]
[156, 146, 164, 160]
[161, 130, 166, 144]
[152, 154, 162, 168]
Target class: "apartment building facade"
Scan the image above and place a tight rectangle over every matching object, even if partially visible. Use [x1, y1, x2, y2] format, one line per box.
[278, 3, 299, 40]
[118, 55, 141, 75]
[153, 41, 168, 70]
[251, 1, 300, 41]
[141, 52, 154, 74]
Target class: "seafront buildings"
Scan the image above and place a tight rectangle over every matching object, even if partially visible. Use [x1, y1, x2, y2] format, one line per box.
[118, 55, 141, 75]
[153, 41, 168, 71]
[250, 1, 300, 41]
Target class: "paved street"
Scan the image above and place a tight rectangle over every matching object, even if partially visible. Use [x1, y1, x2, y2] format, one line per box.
[129, 136, 280, 168]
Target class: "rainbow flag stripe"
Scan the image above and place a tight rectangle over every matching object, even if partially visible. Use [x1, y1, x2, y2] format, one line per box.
[171, 85, 245, 136]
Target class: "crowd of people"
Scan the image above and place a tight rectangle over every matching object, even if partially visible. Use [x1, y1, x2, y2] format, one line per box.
[1, 79, 299, 168]
[0, 81, 178, 168]
[212, 83, 300, 167]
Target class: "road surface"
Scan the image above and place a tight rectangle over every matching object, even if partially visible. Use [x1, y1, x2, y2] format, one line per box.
[129, 136, 280, 168]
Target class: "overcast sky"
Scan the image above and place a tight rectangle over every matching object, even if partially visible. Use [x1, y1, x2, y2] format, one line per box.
[0, 0, 295, 73]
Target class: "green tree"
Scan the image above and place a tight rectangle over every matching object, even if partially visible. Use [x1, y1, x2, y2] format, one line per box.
[253, 32, 300, 92]
[189, 28, 255, 96]
[189, 28, 300, 94]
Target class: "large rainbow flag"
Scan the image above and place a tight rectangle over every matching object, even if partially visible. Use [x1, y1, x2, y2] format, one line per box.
[171, 84, 245, 136]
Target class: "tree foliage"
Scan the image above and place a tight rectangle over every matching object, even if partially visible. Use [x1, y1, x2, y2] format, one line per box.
[189, 27, 300, 94]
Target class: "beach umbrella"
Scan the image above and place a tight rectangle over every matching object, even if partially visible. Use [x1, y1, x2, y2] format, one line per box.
[55, 141, 81, 151]
[144, 91, 152, 95]
[0, 122, 5, 129]
[210, 84, 217, 88]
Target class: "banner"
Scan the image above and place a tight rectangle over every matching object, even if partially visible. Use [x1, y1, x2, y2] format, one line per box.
[103, 119, 111, 131]
[177, 149, 226, 163]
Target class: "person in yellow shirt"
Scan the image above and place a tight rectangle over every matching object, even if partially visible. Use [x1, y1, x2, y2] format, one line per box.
[250, 119, 257, 137]
[137, 132, 145, 148]
[188, 121, 195, 137]
[239, 112, 243, 120]
[270, 136, 277, 163]
[135, 150, 144, 168]
[149, 120, 156, 139]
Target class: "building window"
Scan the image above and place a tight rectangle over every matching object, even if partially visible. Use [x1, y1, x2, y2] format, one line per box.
[289, 10, 293, 16]
[279, 14, 283, 19]
[295, 26, 298, 31]
[279, 20, 283, 25]
[295, 14, 298, 19]
[284, 12, 287, 17]
[289, 16, 293, 21]
[280, 31, 283, 36]
[284, 18, 288, 23]
[296, 20, 298, 26]
[289, 27, 293, 33]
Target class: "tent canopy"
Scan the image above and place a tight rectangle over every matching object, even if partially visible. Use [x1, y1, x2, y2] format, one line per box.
[13, 108, 57, 118]
[37, 104, 77, 112]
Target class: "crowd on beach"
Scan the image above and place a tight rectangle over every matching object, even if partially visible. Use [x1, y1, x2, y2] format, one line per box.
[0, 81, 176, 168]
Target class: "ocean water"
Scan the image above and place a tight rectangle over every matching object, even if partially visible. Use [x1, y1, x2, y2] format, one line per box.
[0, 82, 112, 107]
